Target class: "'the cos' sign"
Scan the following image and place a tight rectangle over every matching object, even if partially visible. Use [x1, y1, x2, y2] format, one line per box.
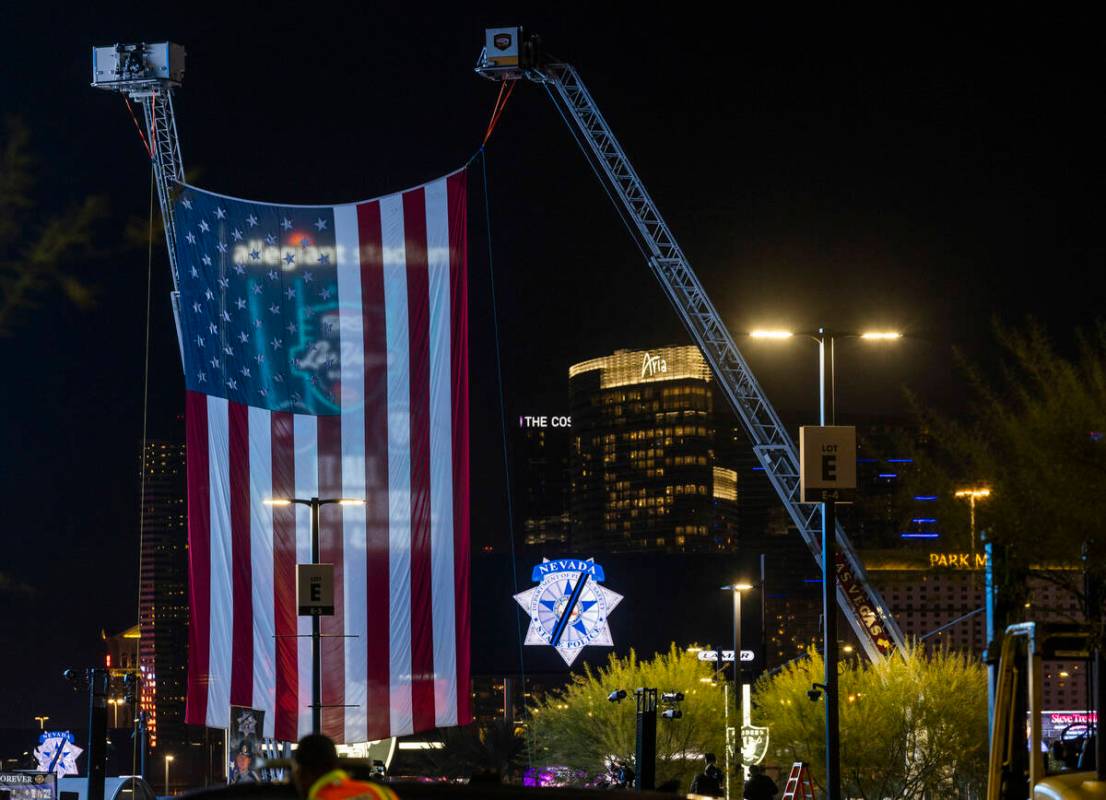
[799, 426, 857, 504]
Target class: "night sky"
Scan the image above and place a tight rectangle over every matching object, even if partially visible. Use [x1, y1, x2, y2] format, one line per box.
[1, 7, 1102, 728]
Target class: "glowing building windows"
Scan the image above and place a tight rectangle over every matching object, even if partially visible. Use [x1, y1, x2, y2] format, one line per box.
[712, 467, 738, 502]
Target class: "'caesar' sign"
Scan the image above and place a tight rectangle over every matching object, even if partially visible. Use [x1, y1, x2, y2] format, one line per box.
[799, 426, 856, 503]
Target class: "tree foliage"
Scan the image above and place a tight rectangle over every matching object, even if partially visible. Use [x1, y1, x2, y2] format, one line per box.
[529, 645, 726, 791]
[903, 321, 1106, 611]
[753, 645, 987, 800]
[0, 117, 107, 335]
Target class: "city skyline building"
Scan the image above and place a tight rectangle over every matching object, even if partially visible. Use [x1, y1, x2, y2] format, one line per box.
[103, 625, 140, 735]
[515, 426, 571, 548]
[137, 440, 189, 750]
[863, 549, 1086, 709]
[567, 345, 742, 553]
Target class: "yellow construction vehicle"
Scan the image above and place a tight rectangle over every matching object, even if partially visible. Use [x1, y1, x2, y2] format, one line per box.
[988, 622, 1105, 799]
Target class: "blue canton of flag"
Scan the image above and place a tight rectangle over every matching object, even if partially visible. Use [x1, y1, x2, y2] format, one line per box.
[174, 188, 341, 414]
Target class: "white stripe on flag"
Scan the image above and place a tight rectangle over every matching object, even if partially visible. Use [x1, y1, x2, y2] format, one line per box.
[381, 192, 414, 736]
[425, 177, 459, 726]
[335, 203, 368, 743]
[249, 405, 276, 737]
[293, 414, 318, 738]
[207, 396, 232, 729]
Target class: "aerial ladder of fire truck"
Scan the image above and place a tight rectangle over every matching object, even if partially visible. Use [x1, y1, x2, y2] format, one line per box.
[473, 28, 906, 662]
[90, 34, 906, 662]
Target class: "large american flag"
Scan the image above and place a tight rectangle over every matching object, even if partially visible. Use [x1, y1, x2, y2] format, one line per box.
[178, 169, 471, 743]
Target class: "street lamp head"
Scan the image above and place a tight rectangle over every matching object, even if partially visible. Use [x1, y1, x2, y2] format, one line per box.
[264, 498, 292, 506]
[859, 331, 902, 341]
[955, 487, 991, 499]
[722, 582, 754, 592]
[338, 498, 366, 506]
[749, 329, 794, 339]
[165, 755, 174, 762]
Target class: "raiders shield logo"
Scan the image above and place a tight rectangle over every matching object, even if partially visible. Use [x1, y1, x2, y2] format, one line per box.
[741, 725, 770, 765]
[494, 33, 512, 51]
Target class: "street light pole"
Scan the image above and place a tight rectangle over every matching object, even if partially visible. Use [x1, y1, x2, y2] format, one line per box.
[164, 755, 173, 796]
[722, 583, 753, 789]
[310, 498, 322, 737]
[265, 496, 364, 735]
[817, 329, 842, 800]
[749, 326, 900, 800]
[733, 587, 742, 767]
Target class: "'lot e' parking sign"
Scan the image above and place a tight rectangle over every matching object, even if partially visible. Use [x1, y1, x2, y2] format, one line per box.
[799, 426, 857, 503]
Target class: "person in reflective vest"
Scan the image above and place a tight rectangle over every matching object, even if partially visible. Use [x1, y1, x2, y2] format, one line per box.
[292, 734, 397, 800]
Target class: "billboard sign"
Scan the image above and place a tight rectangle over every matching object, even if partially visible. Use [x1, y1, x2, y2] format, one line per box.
[696, 649, 756, 663]
[0, 772, 56, 800]
[228, 707, 264, 784]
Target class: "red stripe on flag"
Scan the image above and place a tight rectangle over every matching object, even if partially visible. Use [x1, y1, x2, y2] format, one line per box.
[271, 412, 298, 742]
[404, 186, 436, 732]
[447, 170, 472, 724]
[317, 415, 346, 741]
[185, 391, 211, 726]
[228, 402, 253, 706]
[358, 199, 392, 740]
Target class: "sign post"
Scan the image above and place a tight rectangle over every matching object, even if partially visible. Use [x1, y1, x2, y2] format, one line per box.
[297, 551, 334, 736]
[800, 425, 856, 800]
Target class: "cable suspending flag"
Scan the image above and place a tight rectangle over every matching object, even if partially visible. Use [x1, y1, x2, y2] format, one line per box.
[179, 168, 470, 742]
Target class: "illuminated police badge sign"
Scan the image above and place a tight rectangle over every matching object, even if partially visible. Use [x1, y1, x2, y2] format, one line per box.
[33, 731, 81, 778]
[514, 558, 622, 666]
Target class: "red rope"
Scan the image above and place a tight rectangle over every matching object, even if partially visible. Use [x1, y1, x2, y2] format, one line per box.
[483, 80, 518, 146]
[123, 96, 154, 159]
[483, 82, 508, 144]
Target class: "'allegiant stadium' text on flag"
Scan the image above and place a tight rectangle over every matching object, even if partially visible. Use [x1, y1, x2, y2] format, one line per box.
[178, 168, 470, 743]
